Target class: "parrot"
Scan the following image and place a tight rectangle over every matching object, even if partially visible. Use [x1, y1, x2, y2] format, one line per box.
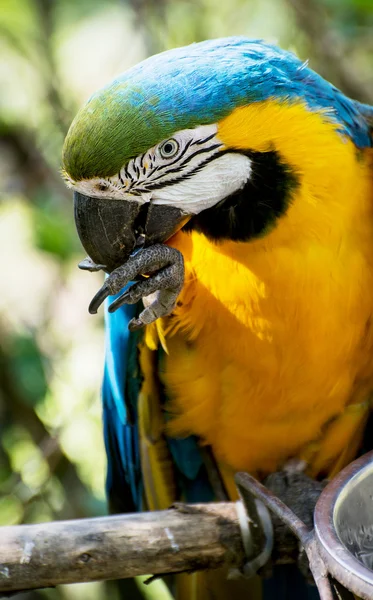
[62, 37, 373, 599]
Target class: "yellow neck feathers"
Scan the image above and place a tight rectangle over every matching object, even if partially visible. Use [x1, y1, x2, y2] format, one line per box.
[218, 100, 373, 249]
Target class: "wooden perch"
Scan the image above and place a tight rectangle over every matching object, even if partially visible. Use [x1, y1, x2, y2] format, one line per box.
[0, 502, 245, 594]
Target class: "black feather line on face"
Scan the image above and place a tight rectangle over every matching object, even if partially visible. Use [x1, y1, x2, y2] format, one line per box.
[119, 137, 220, 191]
[142, 150, 224, 192]
[141, 143, 222, 189]
[183, 149, 299, 242]
[190, 132, 217, 146]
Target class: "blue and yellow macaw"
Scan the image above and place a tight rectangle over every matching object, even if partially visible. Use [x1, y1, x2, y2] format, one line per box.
[62, 38, 373, 599]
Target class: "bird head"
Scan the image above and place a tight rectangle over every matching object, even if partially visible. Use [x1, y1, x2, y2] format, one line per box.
[62, 37, 372, 272]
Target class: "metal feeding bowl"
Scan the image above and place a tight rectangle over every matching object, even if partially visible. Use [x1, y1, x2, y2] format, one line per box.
[315, 450, 373, 599]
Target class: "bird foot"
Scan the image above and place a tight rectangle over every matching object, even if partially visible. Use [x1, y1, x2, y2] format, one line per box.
[260, 470, 327, 581]
[235, 470, 327, 581]
[87, 244, 184, 330]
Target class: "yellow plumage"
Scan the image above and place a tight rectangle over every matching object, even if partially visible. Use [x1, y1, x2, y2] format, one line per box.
[143, 100, 373, 484]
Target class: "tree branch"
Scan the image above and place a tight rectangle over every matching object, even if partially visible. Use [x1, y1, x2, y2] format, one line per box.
[0, 503, 245, 594]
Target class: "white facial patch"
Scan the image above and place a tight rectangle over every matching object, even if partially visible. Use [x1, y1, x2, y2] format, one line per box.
[152, 152, 251, 214]
[67, 123, 252, 214]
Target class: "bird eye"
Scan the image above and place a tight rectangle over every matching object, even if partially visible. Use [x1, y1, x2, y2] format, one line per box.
[159, 139, 179, 159]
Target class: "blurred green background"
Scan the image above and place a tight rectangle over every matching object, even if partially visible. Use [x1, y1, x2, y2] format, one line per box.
[0, 0, 372, 598]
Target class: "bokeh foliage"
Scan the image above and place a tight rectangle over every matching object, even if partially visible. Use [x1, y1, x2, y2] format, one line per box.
[0, 0, 372, 598]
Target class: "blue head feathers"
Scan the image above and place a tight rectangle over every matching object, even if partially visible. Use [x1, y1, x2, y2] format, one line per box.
[63, 37, 372, 182]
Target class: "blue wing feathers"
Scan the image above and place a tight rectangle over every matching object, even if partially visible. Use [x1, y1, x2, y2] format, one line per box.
[103, 297, 214, 510]
[103, 298, 142, 512]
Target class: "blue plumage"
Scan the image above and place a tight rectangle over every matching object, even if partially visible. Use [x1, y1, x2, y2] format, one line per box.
[165, 434, 214, 503]
[94, 37, 372, 148]
[64, 37, 373, 182]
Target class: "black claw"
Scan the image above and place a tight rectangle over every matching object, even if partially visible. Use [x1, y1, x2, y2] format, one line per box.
[108, 290, 131, 313]
[128, 318, 145, 331]
[89, 284, 110, 314]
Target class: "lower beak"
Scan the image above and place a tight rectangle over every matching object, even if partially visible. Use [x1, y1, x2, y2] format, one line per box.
[74, 192, 189, 272]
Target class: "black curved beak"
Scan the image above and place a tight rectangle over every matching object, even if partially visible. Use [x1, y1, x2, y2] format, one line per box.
[74, 192, 189, 272]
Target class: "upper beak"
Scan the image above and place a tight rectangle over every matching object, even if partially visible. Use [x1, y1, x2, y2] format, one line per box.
[74, 191, 190, 272]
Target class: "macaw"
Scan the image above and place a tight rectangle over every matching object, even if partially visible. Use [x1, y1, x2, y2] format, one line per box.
[62, 37, 373, 599]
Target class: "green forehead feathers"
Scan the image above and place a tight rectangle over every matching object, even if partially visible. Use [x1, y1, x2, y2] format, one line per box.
[62, 83, 192, 181]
